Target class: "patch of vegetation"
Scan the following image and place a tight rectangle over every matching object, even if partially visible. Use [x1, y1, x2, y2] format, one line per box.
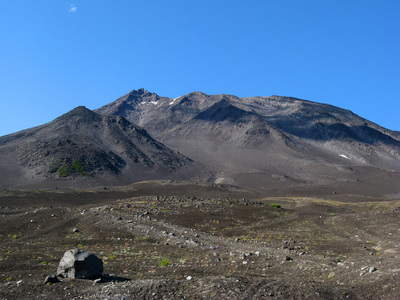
[159, 257, 172, 266]
[58, 165, 72, 177]
[270, 203, 282, 208]
[55, 159, 87, 177]
[72, 159, 87, 175]
[107, 254, 116, 260]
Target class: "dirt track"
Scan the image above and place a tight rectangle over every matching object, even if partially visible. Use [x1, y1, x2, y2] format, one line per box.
[1, 182, 399, 299]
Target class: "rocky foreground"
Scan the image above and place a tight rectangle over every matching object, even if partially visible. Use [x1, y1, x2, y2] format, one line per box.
[0, 182, 399, 299]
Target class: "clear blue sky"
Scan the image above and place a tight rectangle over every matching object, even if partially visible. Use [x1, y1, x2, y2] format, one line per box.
[0, 0, 399, 136]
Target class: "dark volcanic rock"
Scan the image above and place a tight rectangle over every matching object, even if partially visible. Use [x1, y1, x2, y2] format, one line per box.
[0, 105, 203, 188]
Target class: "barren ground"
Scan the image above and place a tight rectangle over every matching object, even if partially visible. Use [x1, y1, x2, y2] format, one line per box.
[0, 181, 399, 299]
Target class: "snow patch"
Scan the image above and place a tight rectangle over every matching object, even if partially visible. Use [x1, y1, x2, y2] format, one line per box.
[339, 154, 350, 159]
[150, 101, 158, 105]
[169, 96, 182, 105]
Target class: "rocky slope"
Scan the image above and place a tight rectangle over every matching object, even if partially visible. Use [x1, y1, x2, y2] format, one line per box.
[96, 89, 400, 193]
[0, 106, 206, 188]
[1, 88, 399, 193]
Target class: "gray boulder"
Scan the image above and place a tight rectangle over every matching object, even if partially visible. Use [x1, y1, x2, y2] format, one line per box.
[57, 249, 103, 279]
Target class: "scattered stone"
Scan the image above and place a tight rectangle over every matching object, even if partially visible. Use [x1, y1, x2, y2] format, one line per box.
[16, 280, 23, 285]
[72, 227, 79, 233]
[57, 249, 103, 279]
[285, 256, 293, 261]
[369, 267, 377, 273]
[93, 278, 103, 284]
[44, 274, 60, 285]
[255, 251, 260, 256]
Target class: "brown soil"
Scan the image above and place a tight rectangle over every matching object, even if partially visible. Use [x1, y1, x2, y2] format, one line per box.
[0, 181, 399, 299]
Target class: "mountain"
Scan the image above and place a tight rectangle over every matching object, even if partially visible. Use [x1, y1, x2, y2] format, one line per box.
[96, 89, 400, 195]
[0, 106, 208, 188]
[1, 88, 399, 194]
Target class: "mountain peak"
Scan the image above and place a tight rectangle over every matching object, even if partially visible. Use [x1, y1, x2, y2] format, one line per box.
[55, 106, 100, 123]
[127, 88, 151, 96]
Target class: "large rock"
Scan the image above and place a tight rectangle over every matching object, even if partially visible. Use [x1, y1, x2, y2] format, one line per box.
[57, 249, 103, 279]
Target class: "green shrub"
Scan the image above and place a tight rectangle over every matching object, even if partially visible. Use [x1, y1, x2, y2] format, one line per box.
[270, 203, 281, 208]
[72, 159, 87, 175]
[159, 257, 172, 266]
[57, 165, 72, 177]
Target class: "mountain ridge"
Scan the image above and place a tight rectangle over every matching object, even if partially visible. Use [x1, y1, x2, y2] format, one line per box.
[1, 89, 399, 195]
[0, 105, 209, 188]
[95, 89, 400, 193]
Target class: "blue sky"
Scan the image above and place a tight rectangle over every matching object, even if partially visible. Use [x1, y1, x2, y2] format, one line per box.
[0, 0, 399, 136]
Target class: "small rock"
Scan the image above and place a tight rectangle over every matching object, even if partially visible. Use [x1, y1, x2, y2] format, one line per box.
[44, 275, 60, 285]
[369, 267, 377, 273]
[72, 227, 79, 233]
[16, 280, 23, 285]
[285, 256, 293, 261]
[186, 276, 192, 281]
